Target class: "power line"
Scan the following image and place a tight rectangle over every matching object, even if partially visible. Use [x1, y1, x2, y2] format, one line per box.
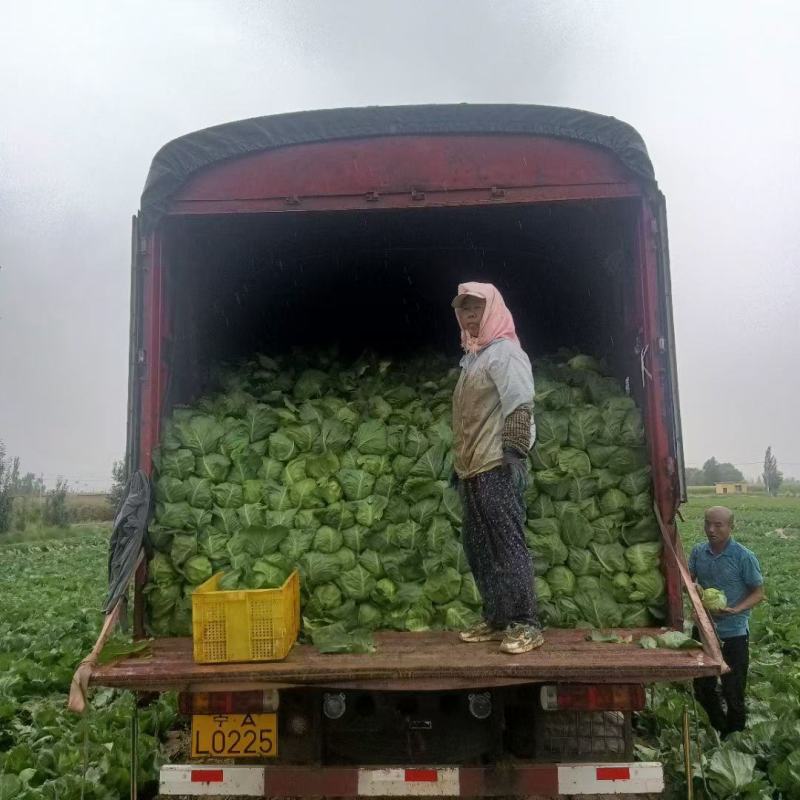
[726, 462, 800, 466]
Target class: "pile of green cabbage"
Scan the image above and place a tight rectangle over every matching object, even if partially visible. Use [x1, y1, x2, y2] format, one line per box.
[144, 352, 665, 639]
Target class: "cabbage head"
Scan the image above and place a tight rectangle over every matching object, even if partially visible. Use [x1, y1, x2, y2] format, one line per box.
[573, 590, 622, 628]
[546, 566, 576, 597]
[357, 602, 383, 629]
[423, 567, 462, 604]
[184, 555, 213, 585]
[702, 588, 728, 611]
[629, 569, 666, 602]
[625, 542, 662, 574]
[534, 576, 552, 602]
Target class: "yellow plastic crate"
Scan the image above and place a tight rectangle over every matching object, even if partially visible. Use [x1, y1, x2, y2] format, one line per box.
[191, 570, 300, 664]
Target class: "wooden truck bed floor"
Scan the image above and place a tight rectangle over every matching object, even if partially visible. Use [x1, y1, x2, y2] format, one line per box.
[91, 629, 721, 692]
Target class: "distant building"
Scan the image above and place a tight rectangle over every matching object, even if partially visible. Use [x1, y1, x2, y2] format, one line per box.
[715, 482, 748, 496]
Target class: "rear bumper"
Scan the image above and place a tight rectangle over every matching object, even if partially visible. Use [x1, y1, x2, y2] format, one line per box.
[160, 762, 664, 796]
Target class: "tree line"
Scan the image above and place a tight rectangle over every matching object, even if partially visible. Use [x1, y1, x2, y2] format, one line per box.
[685, 457, 745, 486]
[0, 441, 119, 533]
[687, 448, 784, 496]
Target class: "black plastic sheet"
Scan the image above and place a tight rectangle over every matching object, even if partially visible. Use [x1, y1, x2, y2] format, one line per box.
[104, 470, 151, 616]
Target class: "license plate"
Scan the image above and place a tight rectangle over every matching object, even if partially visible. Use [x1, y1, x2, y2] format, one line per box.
[191, 713, 277, 759]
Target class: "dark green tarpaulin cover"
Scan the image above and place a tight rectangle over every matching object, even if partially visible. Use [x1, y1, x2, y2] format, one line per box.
[141, 104, 655, 232]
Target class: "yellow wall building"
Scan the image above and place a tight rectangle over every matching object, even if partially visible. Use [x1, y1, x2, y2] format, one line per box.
[715, 482, 748, 496]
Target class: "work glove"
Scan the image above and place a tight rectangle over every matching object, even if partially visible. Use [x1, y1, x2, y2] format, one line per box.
[503, 448, 529, 495]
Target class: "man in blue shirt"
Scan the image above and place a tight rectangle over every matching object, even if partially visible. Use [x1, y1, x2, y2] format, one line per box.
[689, 506, 764, 736]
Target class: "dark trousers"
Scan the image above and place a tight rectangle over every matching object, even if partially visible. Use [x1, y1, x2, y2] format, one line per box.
[692, 630, 750, 736]
[459, 466, 539, 629]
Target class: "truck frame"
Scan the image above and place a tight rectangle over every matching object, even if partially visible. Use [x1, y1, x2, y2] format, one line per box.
[93, 104, 723, 798]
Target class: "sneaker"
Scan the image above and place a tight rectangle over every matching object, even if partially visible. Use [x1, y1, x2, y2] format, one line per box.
[459, 621, 505, 643]
[499, 624, 545, 654]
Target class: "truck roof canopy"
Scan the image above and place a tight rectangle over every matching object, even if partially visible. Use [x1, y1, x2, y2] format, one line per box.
[141, 104, 655, 232]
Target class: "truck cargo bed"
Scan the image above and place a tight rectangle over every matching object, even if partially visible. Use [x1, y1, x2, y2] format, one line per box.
[91, 629, 721, 692]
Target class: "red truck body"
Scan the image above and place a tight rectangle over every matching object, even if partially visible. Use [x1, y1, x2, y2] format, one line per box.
[98, 105, 717, 797]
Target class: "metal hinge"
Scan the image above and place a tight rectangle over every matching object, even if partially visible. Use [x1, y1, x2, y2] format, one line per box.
[137, 349, 146, 366]
[640, 344, 652, 387]
[410, 189, 425, 201]
[138, 236, 148, 256]
[365, 191, 380, 202]
[490, 186, 505, 199]
[284, 195, 301, 206]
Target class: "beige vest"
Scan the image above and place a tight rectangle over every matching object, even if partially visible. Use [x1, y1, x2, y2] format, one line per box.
[452, 339, 535, 479]
[452, 357, 505, 479]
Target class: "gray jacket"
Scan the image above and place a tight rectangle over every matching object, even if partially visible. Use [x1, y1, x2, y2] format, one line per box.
[452, 339, 535, 479]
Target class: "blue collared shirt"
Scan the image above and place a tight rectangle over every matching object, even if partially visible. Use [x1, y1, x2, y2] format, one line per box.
[688, 538, 763, 639]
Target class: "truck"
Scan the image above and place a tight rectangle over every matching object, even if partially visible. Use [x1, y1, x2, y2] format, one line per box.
[92, 104, 724, 798]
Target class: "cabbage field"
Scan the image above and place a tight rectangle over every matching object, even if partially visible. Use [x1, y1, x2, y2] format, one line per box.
[0, 528, 176, 799]
[145, 352, 666, 647]
[1, 496, 800, 798]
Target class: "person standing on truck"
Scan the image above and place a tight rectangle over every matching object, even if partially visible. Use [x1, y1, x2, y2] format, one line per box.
[689, 506, 764, 737]
[450, 282, 543, 655]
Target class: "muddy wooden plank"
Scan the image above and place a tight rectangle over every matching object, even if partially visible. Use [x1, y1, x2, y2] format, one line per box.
[91, 630, 722, 691]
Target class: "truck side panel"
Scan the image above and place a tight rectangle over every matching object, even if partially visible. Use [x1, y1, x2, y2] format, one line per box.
[637, 199, 683, 621]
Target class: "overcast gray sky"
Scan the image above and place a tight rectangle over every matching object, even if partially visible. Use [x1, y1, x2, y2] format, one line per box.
[1, 1, 798, 490]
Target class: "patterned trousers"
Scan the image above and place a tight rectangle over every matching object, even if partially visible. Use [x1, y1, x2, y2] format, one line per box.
[459, 465, 539, 629]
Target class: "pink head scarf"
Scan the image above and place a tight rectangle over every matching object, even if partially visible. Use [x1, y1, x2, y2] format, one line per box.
[453, 281, 520, 354]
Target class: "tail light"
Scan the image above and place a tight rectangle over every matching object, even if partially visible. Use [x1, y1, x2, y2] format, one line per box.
[178, 690, 279, 715]
[540, 684, 645, 712]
